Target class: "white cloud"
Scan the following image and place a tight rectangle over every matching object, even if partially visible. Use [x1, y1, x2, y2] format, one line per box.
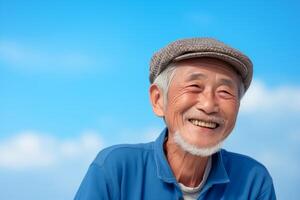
[257, 150, 297, 172]
[0, 41, 94, 73]
[289, 131, 300, 143]
[0, 130, 103, 170]
[142, 128, 161, 142]
[240, 80, 300, 113]
[60, 130, 103, 158]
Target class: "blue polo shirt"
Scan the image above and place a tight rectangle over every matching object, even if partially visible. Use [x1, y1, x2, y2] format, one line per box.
[75, 128, 276, 200]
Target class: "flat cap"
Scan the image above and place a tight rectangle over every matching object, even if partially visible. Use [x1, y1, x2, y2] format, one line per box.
[149, 38, 253, 92]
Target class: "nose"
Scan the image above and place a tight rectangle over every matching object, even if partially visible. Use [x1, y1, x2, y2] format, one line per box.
[196, 91, 219, 114]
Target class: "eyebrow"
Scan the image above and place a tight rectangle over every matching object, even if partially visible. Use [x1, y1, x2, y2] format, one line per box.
[218, 78, 236, 88]
[185, 73, 207, 82]
[185, 73, 237, 88]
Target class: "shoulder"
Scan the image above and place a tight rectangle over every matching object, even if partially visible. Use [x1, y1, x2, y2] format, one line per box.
[220, 149, 276, 199]
[92, 142, 155, 167]
[221, 149, 274, 189]
[75, 142, 157, 200]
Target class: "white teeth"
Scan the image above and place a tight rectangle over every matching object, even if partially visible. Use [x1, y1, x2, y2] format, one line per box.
[190, 119, 217, 129]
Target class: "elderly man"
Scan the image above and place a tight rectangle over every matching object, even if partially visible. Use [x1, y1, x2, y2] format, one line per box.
[75, 38, 276, 200]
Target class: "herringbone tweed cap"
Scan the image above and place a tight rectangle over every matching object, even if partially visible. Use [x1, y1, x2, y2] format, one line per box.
[149, 38, 253, 91]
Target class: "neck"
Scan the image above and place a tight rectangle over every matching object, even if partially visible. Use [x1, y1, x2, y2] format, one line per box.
[164, 136, 209, 187]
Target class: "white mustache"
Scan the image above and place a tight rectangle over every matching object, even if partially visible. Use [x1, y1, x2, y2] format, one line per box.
[186, 112, 225, 125]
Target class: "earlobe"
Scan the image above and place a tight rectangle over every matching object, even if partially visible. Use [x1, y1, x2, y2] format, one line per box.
[149, 84, 165, 117]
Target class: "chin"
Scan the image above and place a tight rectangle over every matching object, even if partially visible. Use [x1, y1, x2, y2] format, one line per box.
[173, 131, 223, 157]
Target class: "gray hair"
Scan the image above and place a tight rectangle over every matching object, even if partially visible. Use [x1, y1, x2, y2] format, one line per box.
[153, 63, 177, 106]
[153, 63, 245, 106]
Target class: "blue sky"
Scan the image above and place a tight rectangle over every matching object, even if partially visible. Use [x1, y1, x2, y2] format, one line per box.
[0, 0, 300, 199]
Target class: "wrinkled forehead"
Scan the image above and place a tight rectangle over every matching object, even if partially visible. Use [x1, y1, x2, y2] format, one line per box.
[171, 57, 242, 83]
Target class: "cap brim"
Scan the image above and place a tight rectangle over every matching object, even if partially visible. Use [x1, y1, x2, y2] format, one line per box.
[173, 52, 248, 79]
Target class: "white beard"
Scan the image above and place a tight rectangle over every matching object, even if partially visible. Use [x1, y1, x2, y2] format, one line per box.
[173, 131, 223, 157]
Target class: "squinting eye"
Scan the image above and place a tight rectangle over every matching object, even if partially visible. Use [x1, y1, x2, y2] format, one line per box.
[190, 84, 203, 90]
[188, 84, 203, 92]
[218, 90, 235, 98]
[220, 90, 230, 94]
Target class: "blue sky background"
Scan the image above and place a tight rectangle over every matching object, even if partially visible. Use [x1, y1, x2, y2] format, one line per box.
[0, 0, 300, 199]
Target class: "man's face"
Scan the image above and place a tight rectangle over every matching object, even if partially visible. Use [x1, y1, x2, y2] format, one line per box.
[163, 58, 241, 148]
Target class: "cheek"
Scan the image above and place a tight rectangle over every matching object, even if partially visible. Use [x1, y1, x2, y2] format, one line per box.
[168, 89, 197, 110]
[219, 99, 240, 114]
[165, 91, 198, 128]
[220, 99, 239, 119]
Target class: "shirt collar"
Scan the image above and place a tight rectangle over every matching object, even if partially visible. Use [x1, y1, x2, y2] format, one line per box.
[154, 128, 230, 186]
[154, 128, 177, 183]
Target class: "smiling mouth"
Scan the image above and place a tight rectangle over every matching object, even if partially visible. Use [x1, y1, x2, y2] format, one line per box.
[189, 119, 219, 129]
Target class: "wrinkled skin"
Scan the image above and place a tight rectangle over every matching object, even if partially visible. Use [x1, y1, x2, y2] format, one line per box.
[150, 58, 241, 187]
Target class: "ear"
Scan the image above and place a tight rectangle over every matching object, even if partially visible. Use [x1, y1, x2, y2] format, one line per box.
[149, 84, 165, 117]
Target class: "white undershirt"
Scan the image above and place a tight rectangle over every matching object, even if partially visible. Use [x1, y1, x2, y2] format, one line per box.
[178, 157, 212, 200]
